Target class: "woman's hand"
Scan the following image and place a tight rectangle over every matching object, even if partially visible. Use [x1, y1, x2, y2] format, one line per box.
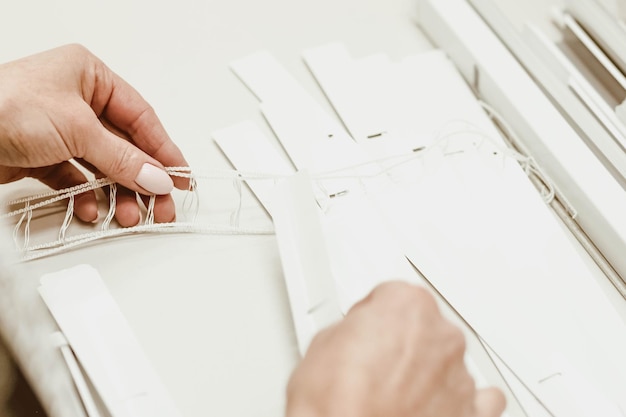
[286, 282, 506, 417]
[0, 44, 189, 226]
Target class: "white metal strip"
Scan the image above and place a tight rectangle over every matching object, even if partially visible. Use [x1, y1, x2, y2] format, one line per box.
[38, 265, 182, 417]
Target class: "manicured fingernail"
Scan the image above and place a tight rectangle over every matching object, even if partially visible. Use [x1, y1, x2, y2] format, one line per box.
[90, 211, 100, 224]
[134, 163, 173, 195]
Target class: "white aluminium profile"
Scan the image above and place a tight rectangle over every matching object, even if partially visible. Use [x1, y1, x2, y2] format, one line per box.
[565, 0, 626, 76]
[415, 0, 626, 285]
[552, 10, 626, 92]
[521, 24, 626, 168]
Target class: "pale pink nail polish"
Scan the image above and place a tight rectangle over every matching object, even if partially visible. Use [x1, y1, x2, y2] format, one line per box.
[134, 163, 174, 195]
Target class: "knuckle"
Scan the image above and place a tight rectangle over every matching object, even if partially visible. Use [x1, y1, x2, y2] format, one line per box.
[62, 43, 91, 59]
[458, 373, 476, 399]
[128, 106, 157, 141]
[306, 323, 337, 350]
[59, 44, 94, 69]
[366, 282, 441, 320]
[371, 281, 432, 304]
[444, 324, 467, 358]
[108, 145, 139, 179]
[61, 44, 106, 99]
[62, 110, 97, 159]
[398, 284, 438, 314]
[404, 284, 436, 305]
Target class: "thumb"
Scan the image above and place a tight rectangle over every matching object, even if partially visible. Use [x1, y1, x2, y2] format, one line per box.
[473, 387, 506, 417]
[81, 123, 174, 195]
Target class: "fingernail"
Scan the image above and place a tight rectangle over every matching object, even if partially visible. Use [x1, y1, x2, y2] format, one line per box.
[135, 163, 174, 195]
[90, 211, 100, 224]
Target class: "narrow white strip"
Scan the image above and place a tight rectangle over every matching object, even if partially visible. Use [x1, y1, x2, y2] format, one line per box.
[39, 265, 182, 417]
[51, 332, 102, 417]
[556, 10, 626, 91]
[271, 172, 343, 349]
[522, 22, 626, 150]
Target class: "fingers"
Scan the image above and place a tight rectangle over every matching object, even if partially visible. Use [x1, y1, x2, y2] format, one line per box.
[75, 119, 178, 226]
[88, 60, 189, 191]
[139, 193, 177, 223]
[287, 280, 509, 417]
[474, 387, 507, 417]
[0, 44, 185, 226]
[29, 162, 98, 223]
[106, 186, 176, 227]
[112, 186, 141, 227]
[349, 281, 437, 314]
[79, 120, 174, 196]
[84, 161, 174, 227]
[347, 281, 506, 417]
[17, 159, 174, 226]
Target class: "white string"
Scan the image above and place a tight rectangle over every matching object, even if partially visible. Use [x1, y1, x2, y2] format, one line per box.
[0, 142, 491, 218]
[23, 205, 33, 251]
[181, 176, 199, 222]
[230, 175, 243, 227]
[58, 194, 74, 243]
[2, 127, 557, 220]
[426, 117, 563, 206]
[477, 100, 577, 217]
[101, 183, 117, 231]
[3, 177, 113, 206]
[166, 166, 286, 181]
[0, 171, 285, 221]
[1, 178, 114, 218]
[12, 203, 28, 249]
[2, 124, 562, 261]
[20, 222, 274, 262]
[144, 195, 156, 225]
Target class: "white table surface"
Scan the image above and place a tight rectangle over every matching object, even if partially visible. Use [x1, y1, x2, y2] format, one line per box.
[1, 1, 625, 416]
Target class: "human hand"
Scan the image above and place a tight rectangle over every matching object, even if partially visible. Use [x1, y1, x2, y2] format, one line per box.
[0, 44, 189, 226]
[285, 282, 506, 417]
